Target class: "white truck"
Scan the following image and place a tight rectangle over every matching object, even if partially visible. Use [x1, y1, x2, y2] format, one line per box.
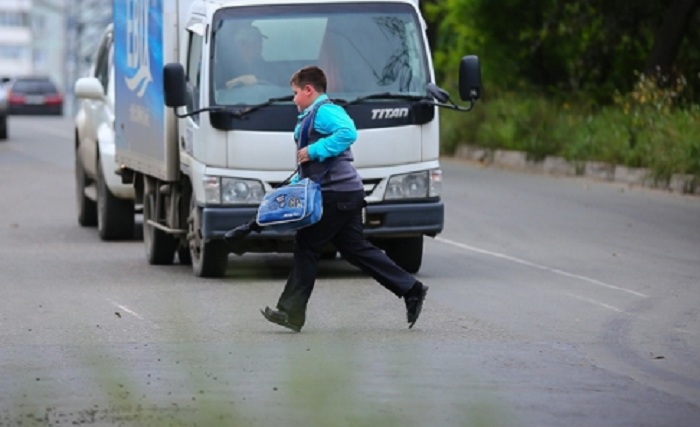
[113, 0, 481, 278]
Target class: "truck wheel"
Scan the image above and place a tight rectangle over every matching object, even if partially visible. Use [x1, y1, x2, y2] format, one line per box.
[0, 115, 7, 140]
[385, 236, 423, 274]
[75, 153, 97, 227]
[321, 249, 338, 260]
[177, 244, 192, 265]
[97, 161, 135, 240]
[143, 181, 176, 265]
[188, 197, 228, 278]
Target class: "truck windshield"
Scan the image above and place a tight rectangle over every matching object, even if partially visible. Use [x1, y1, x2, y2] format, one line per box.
[211, 2, 429, 106]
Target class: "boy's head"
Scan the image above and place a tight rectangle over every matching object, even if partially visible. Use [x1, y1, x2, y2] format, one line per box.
[290, 66, 327, 111]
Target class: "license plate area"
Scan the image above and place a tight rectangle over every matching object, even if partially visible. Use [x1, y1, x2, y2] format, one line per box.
[25, 95, 45, 104]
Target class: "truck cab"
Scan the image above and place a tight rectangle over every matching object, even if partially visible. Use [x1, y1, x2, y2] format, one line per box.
[114, 0, 481, 277]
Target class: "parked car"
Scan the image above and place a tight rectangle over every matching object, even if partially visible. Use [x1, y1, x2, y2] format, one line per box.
[6, 76, 63, 116]
[74, 24, 135, 240]
[0, 79, 8, 139]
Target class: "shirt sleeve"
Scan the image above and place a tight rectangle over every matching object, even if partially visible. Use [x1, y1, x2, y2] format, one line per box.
[306, 104, 357, 162]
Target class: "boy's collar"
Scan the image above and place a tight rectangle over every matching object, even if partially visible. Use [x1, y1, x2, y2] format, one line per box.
[300, 93, 329, 116]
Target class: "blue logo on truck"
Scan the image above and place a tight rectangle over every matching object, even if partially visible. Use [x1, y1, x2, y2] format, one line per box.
[114, 0, 165, 157]
[124, 0, 153, 97]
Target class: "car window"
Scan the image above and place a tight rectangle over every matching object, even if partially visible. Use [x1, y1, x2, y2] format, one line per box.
[94, 32, 112, 94]
[12, 80, 58, 94]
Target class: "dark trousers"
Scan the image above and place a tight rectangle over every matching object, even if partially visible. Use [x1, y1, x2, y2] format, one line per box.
[276, 190, 417, 326]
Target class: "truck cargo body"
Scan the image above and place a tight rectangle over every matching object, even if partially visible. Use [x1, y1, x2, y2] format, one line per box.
[114, 0, 454, 277]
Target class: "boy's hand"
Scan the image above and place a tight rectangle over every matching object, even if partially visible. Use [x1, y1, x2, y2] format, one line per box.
[297, 147, 310, 164]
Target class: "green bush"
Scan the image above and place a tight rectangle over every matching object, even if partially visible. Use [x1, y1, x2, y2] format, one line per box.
[560, 109, 630, 166]
[442, 79, 700, 180]
[441, 92, 563, 161]
[632, 107, 700, 180]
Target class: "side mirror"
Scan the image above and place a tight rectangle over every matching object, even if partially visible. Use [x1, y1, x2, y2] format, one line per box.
[459, 55, 482, 102]
[163, 63, 187, 107]
[74, 77, 105, 100]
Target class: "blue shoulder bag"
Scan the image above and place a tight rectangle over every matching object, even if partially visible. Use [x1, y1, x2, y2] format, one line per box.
[256, 101, 330, 232]
[255, 177, 322, 232]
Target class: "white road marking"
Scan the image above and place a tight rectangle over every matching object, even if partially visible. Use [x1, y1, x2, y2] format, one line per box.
[435, 237, 649, 298]
[565, 292, 625, 313]
[108, 299, 144, 320]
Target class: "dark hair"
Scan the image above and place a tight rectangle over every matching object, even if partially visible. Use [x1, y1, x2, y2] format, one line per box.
[290, 65, 327, 93]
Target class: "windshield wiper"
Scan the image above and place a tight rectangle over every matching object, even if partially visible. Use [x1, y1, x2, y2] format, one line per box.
[333, 92, 431, 107]
[177, 95, 294, 119]
[233, 95, 294, 118]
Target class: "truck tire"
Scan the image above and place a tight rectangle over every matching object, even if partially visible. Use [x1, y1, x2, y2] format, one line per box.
[321, 249, 338, 260]
[75, 153, 97, 227]
[97, 161, 135, 240]
[143, 180, 176, 265]
[385, 236, 423, 274]
[177, 244, 192, 265]
[188, 196, 228, 278]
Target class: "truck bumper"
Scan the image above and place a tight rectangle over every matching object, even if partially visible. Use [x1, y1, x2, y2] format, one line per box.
[201, 200, 444, 239]
[362, 200, 444, 237]
[201, 206, 261, 239]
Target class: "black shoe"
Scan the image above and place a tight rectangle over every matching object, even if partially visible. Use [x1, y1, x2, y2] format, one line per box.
[260, 306, 303, 332]
[404, 283, 428, 329]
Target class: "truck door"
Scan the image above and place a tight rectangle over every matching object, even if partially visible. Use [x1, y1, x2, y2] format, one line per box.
[180, 22, 205, 156]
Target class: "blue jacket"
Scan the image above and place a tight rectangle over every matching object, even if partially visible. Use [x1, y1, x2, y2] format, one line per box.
[294, 93, 357, 161]
[291, 94, 363, 193]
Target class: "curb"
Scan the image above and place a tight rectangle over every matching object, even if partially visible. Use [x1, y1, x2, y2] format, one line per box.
[453, 145, 700, 197]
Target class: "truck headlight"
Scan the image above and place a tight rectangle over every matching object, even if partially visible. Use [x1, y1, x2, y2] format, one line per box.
[384, 169, 442, 200]
[203, 176, 264, 204]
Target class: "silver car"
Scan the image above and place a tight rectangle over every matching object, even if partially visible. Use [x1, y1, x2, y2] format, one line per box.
[74, 24, 135, 240]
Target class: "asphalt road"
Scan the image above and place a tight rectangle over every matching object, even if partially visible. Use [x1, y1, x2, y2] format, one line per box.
[1, 116, 699, 426]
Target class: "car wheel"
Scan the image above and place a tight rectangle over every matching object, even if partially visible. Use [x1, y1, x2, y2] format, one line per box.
[75, 148, 97, 227]
[0, 115, 7, 140]
[97, 160, 135, 240]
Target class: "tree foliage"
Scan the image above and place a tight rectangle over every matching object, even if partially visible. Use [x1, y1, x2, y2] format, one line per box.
[423, 0, 700, 104]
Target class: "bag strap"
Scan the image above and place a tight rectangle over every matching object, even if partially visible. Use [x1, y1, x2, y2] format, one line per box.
[298, 99, 331, 149]
[276, 99, 336, 188]
[298, 99, 334, 182]
[277, 169, 298, 187]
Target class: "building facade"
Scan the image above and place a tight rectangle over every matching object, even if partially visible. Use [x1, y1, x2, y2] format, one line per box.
[0, 0, 112, 112]
[0, 0, 113, 113]
[64, 0, 112, 113]
[0, 0, 32, 78]
[32, 0, 65, 88]
[0, 0, 66, 89]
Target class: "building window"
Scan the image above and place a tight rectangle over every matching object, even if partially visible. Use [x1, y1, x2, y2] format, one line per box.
[32, 15, 46, 35]
[33, 49, 46, 68]
[0, 11, 29, 27]
[0, 44, 30, 60]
